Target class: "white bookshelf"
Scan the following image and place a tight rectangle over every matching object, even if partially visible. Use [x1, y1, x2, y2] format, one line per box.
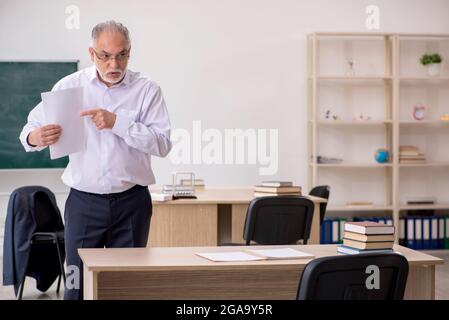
[307, 33, 449, 243]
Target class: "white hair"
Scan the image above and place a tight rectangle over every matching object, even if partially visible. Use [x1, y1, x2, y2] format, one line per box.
[91, 20, 131, 47]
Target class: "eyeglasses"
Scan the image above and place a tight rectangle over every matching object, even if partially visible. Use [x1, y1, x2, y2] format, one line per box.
[92, 48, 130, 62]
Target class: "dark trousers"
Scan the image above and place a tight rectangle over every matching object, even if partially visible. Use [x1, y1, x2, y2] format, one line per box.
[63, 184, 152, 300]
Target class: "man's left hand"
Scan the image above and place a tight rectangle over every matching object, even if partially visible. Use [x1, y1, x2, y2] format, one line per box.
[80, 108, 117, 130]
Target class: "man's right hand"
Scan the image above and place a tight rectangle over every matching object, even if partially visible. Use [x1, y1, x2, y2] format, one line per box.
[27, 124, 62, 147]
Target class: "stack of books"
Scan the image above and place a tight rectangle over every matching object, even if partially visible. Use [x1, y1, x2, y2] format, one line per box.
[253, 181, 302, 197]
[406, 196, 436, 206]
[337, 221, 395, 255]
[399, 145, 426, 164]
[317, 155, 343, 164]
[345, 201, 374, 208]
[150, 192, 173, 202]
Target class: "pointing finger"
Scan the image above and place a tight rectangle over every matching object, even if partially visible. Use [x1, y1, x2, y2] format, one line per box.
[80, 109, 101, 117]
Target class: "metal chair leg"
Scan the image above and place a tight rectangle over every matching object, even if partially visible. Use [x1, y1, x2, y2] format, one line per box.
[56, 274, 62, 294]
[17, 249, 31, 300]
[17, 277, 26, 300]
[54, 240, 66, 284]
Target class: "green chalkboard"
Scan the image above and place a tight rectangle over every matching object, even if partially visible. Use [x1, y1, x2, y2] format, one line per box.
[0, 61, 78, 169]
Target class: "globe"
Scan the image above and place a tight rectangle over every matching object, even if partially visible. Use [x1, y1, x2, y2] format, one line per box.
[375, 149, 389, 163]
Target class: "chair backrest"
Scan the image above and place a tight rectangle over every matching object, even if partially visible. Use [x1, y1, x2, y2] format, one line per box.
[309, 185, 330, 225]
[297, 253, 409, 300]
[243, 196, 314, 245]
[32, 191, 64, 232]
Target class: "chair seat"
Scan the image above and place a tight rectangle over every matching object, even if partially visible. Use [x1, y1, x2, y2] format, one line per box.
[31, 231, 64, 243]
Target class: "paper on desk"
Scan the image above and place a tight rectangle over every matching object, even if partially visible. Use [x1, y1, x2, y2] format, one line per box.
[41, 87, 86, 159]
[196, 251, 265, 262]
[244, 248, 315, 260]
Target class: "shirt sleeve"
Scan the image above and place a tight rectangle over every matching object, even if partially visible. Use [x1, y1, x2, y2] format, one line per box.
[111, 84, 172, 157]
[19, 101, 47, 152]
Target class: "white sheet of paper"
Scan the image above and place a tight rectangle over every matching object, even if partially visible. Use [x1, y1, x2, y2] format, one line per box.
[196, 252, 265, 262]
[41, 87, 85, 159]
[244, 248, 315, 260]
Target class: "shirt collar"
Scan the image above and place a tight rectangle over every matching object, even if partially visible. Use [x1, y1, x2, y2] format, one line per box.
[89, 66, 130, 88]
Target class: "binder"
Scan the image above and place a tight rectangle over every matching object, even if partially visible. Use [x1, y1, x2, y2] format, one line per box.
[406, 217, 415, 249]
[445, 217, 449, 249]
[415, 217, 423, 249]
[399, 218, 405, 246]
[332, 219, 339, 244]
[338, 219, 346, 244]
[430, 216, 439, 249]
[422, 217, 430, 249]
[320, 219, 325, 244]
[438, 216, 445, 249]
[322, 219, 332, 244]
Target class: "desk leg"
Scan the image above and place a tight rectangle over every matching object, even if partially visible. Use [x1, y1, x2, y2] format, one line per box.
[231, 204, 248, 244]
[309, 204, 320, 244]
[148, 204, 218, 247]
[83, 265, 98, 300]
[404, 265, 435, 300]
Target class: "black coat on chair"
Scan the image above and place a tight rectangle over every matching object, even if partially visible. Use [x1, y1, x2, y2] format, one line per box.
[2, 186, 65, 297]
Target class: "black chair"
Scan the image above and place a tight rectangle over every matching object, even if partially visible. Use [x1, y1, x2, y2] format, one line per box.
[243, 196, 314, 245]
[18, 191, 66, 300]
[297, 253, 409, 300]
[309, 185, 330, 225]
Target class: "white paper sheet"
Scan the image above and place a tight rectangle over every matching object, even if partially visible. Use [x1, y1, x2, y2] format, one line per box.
[196, 252, 265, 262]
[41, 87, 85, 159]
[244, 248, 315, 260]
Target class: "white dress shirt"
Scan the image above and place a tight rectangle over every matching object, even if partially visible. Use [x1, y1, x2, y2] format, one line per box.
[20, 66, 172, 194]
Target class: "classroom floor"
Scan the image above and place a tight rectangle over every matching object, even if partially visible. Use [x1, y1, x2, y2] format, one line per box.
[1, 250, 449, 300]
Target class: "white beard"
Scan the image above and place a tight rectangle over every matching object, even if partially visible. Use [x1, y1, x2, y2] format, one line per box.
[95, 64, 126, 85]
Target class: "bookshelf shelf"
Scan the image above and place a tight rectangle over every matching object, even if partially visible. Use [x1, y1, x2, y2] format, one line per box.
[398, 34, 449, 41]
[400, 76, 449, 81]
[328, 206, 394, 212]
[314, 120, 393, 126]
[399, 204, 449, 210]
[314, 32, 391, 37]
[311, 76, 392, 80]
[307, 32, 449, 244]
[399, 121, 449, 126]
[315, 163, 393, 168]
[399, 162, 449, 167]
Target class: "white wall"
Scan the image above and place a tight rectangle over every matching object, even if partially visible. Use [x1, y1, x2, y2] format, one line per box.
[1, 0, 449, 253]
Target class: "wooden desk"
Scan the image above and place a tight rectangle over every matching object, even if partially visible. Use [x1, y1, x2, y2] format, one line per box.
[79, 244, 443, 300]
[148, 187, 326, 247]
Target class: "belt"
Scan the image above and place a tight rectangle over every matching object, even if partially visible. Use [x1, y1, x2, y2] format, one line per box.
[71, 184, 147, 199]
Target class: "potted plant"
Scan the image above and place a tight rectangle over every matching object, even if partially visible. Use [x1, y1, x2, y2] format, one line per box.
[420, 53, 443, 76]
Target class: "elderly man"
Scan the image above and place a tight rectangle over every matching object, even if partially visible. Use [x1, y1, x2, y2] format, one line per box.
[19, 21, 172, 300]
